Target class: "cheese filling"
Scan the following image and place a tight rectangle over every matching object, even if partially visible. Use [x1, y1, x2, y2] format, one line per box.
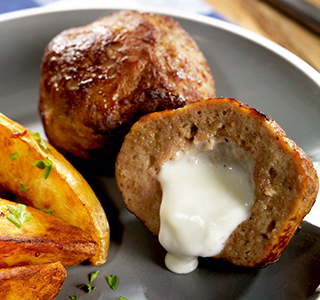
[157, 140, 255, 274]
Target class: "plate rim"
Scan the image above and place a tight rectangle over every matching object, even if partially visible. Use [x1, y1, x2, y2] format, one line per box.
[0, 4, 319, 299]
[0, 3, 319, 87]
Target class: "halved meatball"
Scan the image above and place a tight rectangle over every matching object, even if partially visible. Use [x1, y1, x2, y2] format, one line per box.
[115, 97, 318, 268]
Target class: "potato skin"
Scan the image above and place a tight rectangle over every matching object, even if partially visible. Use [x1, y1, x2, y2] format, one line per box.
[0, 112, 109, 266]
[0, 262, 66, 300]
[0, 198, 97, 268]
[39, 10, 215, 161]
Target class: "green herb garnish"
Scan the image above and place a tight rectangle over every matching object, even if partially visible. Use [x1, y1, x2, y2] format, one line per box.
[20, 183, 29, 192]
[89, 270, 99, 283]
[9, 152, 19, 161]
[33, 132, 52, 151]
[108, 274, 118, 290]
[7, 204, 32, 228]
[40, 208, 54, 215]
[70, 296, 77, 300]
[31, 157, 53, 179]
[79, 284, 97, 293]
[119, 297, 129, 300]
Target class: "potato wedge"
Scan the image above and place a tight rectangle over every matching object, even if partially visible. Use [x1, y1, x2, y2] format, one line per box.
[0, 112, 109, 265]
[0, 198, 96, 268]
[0, 261, 66, 300]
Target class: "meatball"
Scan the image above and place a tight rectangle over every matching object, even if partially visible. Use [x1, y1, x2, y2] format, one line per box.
[115, 97, 319, 268]
[39, 10, 216, 162]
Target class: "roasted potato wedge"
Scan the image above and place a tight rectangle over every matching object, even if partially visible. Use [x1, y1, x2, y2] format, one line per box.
[0, 112, 109, 265]
[0, 198, 96, 268]
[0, 261, 66, 300]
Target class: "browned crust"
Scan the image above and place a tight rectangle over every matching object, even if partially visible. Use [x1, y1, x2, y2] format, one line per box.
[0, 198, 97, 268]
[0, 262, 66, 299]
[39, 10, 215, 161]
[115, 97, 319, 268]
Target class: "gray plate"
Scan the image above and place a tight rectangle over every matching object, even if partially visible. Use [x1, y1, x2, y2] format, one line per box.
[0, 6, 320, 300]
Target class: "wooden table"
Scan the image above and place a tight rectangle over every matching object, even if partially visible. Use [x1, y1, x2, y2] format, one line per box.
[204, 0, 320, 73]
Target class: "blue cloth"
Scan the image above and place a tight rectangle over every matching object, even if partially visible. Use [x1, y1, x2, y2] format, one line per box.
[0, 0, 224, 20]
[0, 0, 40, 14]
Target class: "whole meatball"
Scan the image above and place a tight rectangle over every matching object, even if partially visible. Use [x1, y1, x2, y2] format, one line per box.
[39, 10, 215, 162]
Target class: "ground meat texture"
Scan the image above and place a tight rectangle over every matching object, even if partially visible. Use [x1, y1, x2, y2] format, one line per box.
[115, 97, 319, 268]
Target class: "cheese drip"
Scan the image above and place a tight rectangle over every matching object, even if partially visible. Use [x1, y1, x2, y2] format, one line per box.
[158, 141, 255, 274]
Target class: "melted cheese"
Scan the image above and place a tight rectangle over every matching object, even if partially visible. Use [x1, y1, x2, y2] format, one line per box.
[157, 141, 254, 274]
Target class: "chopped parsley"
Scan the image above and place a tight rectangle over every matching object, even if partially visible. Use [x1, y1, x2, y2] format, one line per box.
[40, 208, 54, 215]
[20, 183, 29, 192]
[119, 297, 129, 300]
[9, 152, 19, 161]
[31, 157, 53, 179]
[78, 270, 99, 294]
[108, 274, 118, 290]
[7, 204, 32, 228]
[90, 270, 99, 283]
[33, 132, 52, 151]
[79, 284, 97, 293]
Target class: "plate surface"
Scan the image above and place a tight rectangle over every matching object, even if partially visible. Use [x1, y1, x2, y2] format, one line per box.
[0, 6, 320, 300]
